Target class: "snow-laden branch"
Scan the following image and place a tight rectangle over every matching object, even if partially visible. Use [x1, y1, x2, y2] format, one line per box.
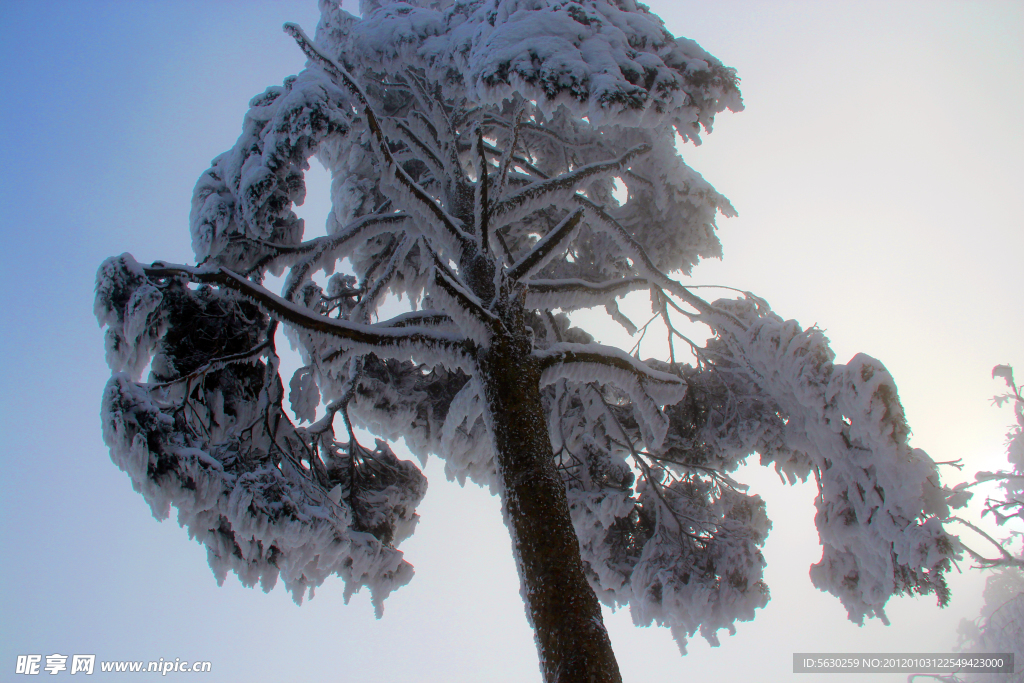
[492, 100, 526, 203]
[384, 118, 447, 187]
[404, 68, 463, 185]
[536, 342, 685, 449]
[473, 124, 491, 254]
[507, 208, 585, 282]
[373, 310, 453, 329]
[285, 23, 474, 259]
[143, 262, 473, 366]
[430, 266, 505, 342]
[525, 276, 648, 312]
[481, 140, 549, 182]
[351, 233, 414, 324]
[490, 144, 651, 225]
[575, 195, 715, 318]
[699, 297, 955, 623]
[482, 114, 592, 152]
[284, 22, 371, 109]
[949, 517, 1024, 570]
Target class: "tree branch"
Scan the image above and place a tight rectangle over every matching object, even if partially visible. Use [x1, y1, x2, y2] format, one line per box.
[474, 124, 491, 253]
[405, 68, 463, 184]
[535, 343, 685, 395]
[574, 194, 716, 318]
[387, 118, 446, 184]
[525, 276, 648, 311]
[284, 23, 474, 257]
[432, 266, 505, 334]
[949, 516, 1024, 569]
[482, 141, 549, 181]
[490, 145, 651, 223]
[507, 208, 585, 282]
[492, 99, 527, 202]
[281, 214, 409, 301]
[144, 262, 473, 363]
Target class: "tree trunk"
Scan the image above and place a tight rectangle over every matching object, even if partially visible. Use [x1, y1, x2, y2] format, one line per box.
[478, 332, 623, 683]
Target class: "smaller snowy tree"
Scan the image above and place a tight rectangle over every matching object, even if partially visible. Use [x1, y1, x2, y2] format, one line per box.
[979, 365, 1024, 562]
[957, 367, 1023, 680]
[952, 569, 1024, 683]
[914, 367, 1024, 683]
[95, 2, 958, 681]
[946, 365, 1024, 570]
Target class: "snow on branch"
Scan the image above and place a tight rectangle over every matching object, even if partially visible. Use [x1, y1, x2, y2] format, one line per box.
[545, 375, 774, 653]
[507, 208, 585, 282]
[403, 70, 463, 187]
[285, 23, 474, 259]
[142, 262, 474, 370]
[189, 67, 355, 272]
[385, 117, 447, 185]
[281, 213, 409, 299]
[430, 266, 504, 344]
[490, 144, 651, 226]
[97, 258, 430, 611]
[537, 343, 685, 449]
[102, 370, 425, 611]
[525, 276, 648, 312]
[98, 0, 772, 651]
[285, 22, 371, 109]
[442, 0, 742, 128]
[576, 195, 714, 317]
[373, 310, 453, 329]
[491, 99, 526, 203]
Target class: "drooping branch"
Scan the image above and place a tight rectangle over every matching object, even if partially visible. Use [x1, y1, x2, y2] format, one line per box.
[524, 276, 648, 311]
[144, 262, 474, 365]
[535, 343, 685, 398]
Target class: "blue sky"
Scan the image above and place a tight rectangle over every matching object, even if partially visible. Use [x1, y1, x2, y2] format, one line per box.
[1, 1, 1021, 681]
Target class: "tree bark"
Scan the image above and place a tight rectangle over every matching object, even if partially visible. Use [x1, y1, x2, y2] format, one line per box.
[478, 332, 623, 683]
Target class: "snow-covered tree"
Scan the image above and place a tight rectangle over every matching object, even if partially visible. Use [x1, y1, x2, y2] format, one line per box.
[946, 366, 1024, 570]
[913, 368, 1024, 683]
[949, 569, 1024, 683]
[95, 1, 957, 681]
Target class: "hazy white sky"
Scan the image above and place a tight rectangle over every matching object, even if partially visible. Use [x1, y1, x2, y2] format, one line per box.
[1, 1, 1021, 681]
